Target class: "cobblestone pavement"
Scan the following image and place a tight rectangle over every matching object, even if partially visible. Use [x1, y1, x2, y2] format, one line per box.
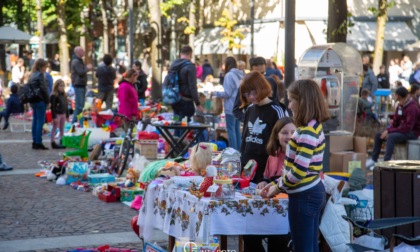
[0, 130, 165, 251]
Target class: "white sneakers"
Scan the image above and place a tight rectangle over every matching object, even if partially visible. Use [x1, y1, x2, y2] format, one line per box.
[366, 159, 376, 170]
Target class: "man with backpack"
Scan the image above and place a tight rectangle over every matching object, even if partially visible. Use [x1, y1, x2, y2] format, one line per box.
[165, 46, 203, 132]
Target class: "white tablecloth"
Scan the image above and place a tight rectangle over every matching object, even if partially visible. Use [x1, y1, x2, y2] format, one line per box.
[138, 181, 289, 241]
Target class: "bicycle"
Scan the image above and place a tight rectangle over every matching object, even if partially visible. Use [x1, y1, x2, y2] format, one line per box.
[108, 100, 163, 177]
[108, 113, 139, 177]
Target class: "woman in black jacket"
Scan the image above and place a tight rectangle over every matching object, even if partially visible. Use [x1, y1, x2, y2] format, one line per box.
[29, 58, 50, 150]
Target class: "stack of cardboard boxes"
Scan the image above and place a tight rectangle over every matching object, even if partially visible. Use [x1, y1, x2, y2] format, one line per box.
[329, 135, 367, 173]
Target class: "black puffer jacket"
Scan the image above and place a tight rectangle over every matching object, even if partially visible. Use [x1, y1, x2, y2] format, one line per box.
[28, 71, 49, 104]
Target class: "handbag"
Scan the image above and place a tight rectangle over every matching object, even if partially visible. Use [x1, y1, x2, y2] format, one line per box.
[19, 83, 42, 104]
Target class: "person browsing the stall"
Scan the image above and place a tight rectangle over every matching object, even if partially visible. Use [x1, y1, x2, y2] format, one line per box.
[256, 117, 296, 189]
[239, 71, 289, 252]
[117, 69, 139, 131]
[261, 79, 330, 252]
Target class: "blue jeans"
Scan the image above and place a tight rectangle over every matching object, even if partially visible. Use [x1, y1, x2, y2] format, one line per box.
[226, 114, 241, 150]
[288, 181, 325, 252]
[31, 101, 47, 144]
[371, 131, 417, 161]
[72, 87, 86, 123]
[171, 99, 195, 137]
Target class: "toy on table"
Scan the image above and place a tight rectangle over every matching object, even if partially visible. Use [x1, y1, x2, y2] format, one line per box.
[199, 165, 217, 197]
[156, 161, 181, 178]
[189, 142, 213, 176]
[125, 167, 139, 187]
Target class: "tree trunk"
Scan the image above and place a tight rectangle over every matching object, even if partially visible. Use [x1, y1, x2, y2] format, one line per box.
[36, 0, 44, 59]
[100, 0, 109, 54]
[189, 2, 195, 60]
[373, 0, 387, 75]
[57, 0, 70, 78]
[17, 0, 25, 58]
[327, 0, 348, 43]
[0, 0, 5, 75]
[147, 0, 162, 100]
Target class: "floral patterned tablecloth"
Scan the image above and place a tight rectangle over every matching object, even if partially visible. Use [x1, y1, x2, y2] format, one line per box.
[138, 181, 289, 241]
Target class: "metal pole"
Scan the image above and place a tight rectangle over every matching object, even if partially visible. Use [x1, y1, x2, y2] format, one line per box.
[250, 0, 255, 58]
[170, 14, 177, 62]
[128, 0, 134, 66]
[284, 0, 295, 91]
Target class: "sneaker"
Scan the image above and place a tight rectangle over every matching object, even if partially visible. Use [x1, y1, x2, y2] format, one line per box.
[366, 159, 376, 170]
[0, 163, 13, 171]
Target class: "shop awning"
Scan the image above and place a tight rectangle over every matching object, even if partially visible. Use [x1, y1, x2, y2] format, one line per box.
[0, 26, 31, 44]
[194, 22, 283, 58]
[30, 32, 59, 45]
[346, 21, 417, 51]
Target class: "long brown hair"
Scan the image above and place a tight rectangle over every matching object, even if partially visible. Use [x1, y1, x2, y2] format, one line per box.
[52, 79, 67, 98]
[266, 117, 295, 156]
[31, 58, 48, 74]
[287, 79, 330, 127]
[239, 71, 272, 108]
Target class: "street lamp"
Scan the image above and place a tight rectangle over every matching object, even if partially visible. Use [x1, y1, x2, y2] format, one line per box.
[128, 0, 134, 66]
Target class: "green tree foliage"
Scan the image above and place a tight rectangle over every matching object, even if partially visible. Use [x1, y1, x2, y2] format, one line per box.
[214, 9, 244, 54]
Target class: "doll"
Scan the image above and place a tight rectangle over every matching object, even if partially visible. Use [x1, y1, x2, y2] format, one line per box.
[189, 143, 213, 176]
[125, 167, 139, 187]
[199, 165, 217, 197]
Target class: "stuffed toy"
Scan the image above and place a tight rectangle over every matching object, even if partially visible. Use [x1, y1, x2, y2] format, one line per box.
[156, 161, 181, 178]
[189, 143, 213, 176]
[199, 165, 217, 197]
[125, 167, 139, 187]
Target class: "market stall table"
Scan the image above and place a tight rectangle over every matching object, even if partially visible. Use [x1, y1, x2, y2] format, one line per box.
[152, 123, 210, 158]
[138, 181, 289, 251]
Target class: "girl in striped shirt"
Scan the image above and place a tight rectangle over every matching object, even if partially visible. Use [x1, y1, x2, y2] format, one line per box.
[261, 79, 330, 252]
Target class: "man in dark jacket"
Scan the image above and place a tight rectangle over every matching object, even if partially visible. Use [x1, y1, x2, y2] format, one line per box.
[367, 87, 420, 167]
[71, 46, 92, 123]
[96, 54, 116, 110]
[168, 46, 203, 135]
[233, 57, 279, 122]
[0, 84, 24, 130]
[133, 60, 148, 105]
[201, 59, 214, 82]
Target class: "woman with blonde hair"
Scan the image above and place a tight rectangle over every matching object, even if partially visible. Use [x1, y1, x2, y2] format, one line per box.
[29, 58, 50, 150]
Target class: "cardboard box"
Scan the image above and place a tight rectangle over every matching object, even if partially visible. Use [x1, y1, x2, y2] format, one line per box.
[329, 135, 353, 152]
[330, 151, 366, 173]
[135, 140, 157, 159]
[353, 136, 367, 153]
[88, 173, 115, 184]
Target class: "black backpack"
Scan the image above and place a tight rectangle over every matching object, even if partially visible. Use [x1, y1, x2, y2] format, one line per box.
[162, 61, 191, 105]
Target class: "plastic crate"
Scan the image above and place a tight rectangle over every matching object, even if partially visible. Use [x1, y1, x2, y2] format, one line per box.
[9, 114, 32, 133]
